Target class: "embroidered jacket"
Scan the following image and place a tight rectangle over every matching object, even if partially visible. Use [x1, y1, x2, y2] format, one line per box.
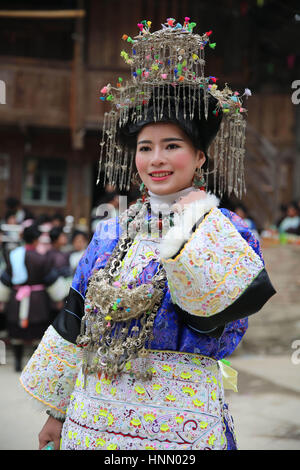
[19, 201, 275, 418]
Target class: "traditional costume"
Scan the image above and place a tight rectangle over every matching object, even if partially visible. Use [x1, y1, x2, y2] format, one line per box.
[0, 236, 70, 371]
[19, 18, 275, 450]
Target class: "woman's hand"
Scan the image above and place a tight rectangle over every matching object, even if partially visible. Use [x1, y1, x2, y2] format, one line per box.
[172, 190, 207, 213]
[38, 415, 63, 450]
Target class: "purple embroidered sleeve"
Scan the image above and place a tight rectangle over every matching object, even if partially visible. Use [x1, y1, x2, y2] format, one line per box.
[177, 316, 248, 360]
[70, 212, 257, 360]
[174, 209, 262, 359]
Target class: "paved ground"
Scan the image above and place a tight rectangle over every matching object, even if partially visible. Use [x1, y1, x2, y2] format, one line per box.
[227, 354, 300, 450]
[240, 243, 300, 354]
[0, 349, 299, 450]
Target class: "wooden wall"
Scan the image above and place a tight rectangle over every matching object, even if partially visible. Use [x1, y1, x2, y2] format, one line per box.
[0, 60, 71, 128]
[247, 94, 295, 149]
[0, 0, 297, 226]
[0, 0, 295, 147]
[0, 128, 99, 225]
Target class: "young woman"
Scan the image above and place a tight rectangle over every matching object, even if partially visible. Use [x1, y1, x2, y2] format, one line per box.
[19, 19, 275, 451]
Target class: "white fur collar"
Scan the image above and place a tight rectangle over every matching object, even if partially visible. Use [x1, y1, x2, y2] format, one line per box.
[159, 192, 220, 259]
[148, 186, 197, 215]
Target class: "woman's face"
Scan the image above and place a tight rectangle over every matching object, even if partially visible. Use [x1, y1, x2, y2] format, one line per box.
[73, 234, 88, 252]
[135, 122, 205, 195]
[287, 205, 298, 218]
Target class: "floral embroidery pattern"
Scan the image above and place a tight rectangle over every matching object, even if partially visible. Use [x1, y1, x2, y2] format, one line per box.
[61, 351, 228, 450]
[19, 209, 261, 451]
[20, 325, 82, 415]
[117, 235, 161, 285]
[163, 208, 264, 317]
[71, 211, 256, 359]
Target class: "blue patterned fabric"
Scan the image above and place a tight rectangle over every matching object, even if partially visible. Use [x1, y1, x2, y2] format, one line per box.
[72, 208, 264, 360]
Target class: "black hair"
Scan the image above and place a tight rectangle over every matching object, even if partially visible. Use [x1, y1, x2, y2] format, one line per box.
[288, 201, 300, 213]
[71, 230, 89, 243]
[22, 225, 41, 244]
[36, 213, 52, 225]
[234, 203, 248, 214]
[49, 226, 64, 243]
[5, 197, 20, 210]
[4, 210, 17, 222]
[52, 213, 65, 223]
[117, 86, 223, 172]
[97, 191, 118, 205]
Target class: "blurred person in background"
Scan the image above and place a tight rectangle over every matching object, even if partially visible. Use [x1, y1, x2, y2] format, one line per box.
[4, 197, 34, 225]
[91, 190, 119, 232]
[3, 210, 17, 226]
[278, 201, 300, 234]
[47, 226, 71, 322]
[0, 228, 6, 335]
[1, 210, 22, 265]
[90, 186, 139, 233]
[35, 214, 53, 255]
[0, 225, 69, 371]
[68, 230, 89, 276]
[47, 227, 70, 274]
[51, 213, 65, 229]
[234, 203, 259, 239]
[276, 204, 287, 228]
[0, 212, 25, 334]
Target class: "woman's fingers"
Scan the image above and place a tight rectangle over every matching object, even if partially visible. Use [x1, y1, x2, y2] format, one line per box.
[38, 416, 63, 450]
[53, 438, 61, 450]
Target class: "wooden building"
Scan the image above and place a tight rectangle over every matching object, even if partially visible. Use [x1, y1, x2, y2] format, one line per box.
[0, 0, 298, 229]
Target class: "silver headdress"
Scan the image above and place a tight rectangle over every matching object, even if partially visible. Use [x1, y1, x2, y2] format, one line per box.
[98, 18, 251, 198]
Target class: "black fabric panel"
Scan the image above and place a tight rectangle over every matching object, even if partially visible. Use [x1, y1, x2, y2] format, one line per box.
[176, 303, 225, 338]
[187, 319, 225, 339]
[0, 270, 12, 287]
[52, 287, 85, 344]
[43, 268, 60, 287]
[57, 265, 72, 278]
[175, 268, 276, 334]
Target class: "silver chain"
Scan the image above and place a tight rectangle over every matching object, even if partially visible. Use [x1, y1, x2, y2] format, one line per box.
[106, 202, 166, 284]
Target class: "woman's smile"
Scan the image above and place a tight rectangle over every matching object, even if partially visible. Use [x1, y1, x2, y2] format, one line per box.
[149, 171, 174, 181]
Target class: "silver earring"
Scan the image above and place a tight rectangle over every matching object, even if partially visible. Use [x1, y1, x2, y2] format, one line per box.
[131, 172, 148, 200]
[192, 168, 206, 189]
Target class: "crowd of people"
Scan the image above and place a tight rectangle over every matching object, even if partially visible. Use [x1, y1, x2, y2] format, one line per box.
[230, 199, 300, 238]
[0, 192, 299, 373]
[0, 197, 90, 372]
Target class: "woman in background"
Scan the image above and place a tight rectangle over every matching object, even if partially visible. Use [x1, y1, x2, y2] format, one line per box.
[0, 225, 69, 371]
